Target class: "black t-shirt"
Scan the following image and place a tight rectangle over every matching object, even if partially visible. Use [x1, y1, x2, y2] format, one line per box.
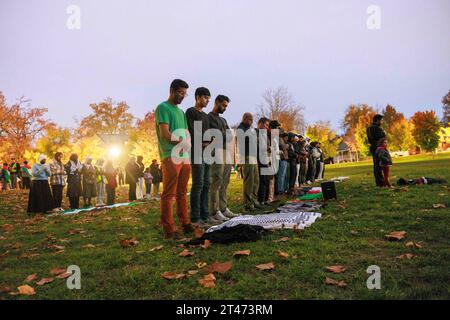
[208, 111, 229, 149]
[186, 107, 210, 157]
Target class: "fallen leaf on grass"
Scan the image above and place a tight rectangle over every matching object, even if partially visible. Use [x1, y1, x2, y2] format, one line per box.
[56, 272, 71, 279]
[196, 262, 207, 269]
[204, 261, 232, 274]
[161, 272, 185, 280]
[405, 241, 423, 249]
[68, 229, 86, 235]
[2, 224, 13, 232]
[36, 278, 54, 286]
[256, 262, 275, 271]
[198, 273, 216, 288]
[187, 270, 199, 276]
[432, 204, 446, 209]
[25, 274, 38, 283]
[325, 277, 347, 288]
[50, 268, 67, 276]
[19, 253, 40, 259]
[17, 285, 35, 296]
[150, 245, 164, 252]
[233, 250, 251, 257]
[0, 236, 7, 241]
[397, 253, 415, 260]
[120, 238, 139, 248]
[201, 240, 211, 250]
[277, 251, 289, 259]
[53, 250, 65, 255]
[385, 231, 407, 241]
[326, 265, 346, 274]
[179, 249, 195, 257]
[0, 286, 11, 294]
[47, 244, 65, 250]
[273, 237, 290, 243]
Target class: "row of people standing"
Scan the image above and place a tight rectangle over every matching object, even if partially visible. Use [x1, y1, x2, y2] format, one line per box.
[154, 79, 327, 239]
[1, 159, 32, 190]
[124, 157, 162, 201]
[27, 153, 120, 215]
[236, 114, 326, 212]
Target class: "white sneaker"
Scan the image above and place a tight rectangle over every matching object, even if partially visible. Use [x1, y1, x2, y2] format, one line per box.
[213, 211, 229, 222]
[222, 208, 239, 218]
[207, 216, 222, 225]
[306, 181, 312, 185]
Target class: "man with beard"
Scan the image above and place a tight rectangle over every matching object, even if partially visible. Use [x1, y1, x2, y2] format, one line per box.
[156, 79, 194, 239]
[186, 87, 217, 226]
[208, 95, 238, 222]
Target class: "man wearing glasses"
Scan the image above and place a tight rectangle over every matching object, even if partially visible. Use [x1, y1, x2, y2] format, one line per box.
[155, 79, 195, 239]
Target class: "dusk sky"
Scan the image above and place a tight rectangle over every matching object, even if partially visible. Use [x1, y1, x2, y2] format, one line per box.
[1, 0, 449, 132]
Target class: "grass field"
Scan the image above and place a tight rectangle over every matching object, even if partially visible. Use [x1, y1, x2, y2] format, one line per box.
[1, 153, 449, 300]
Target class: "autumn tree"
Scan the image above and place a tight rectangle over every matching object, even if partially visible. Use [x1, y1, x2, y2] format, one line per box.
[342, 104, 376, 155]
[0, 93, 54, 158]
[381, 104, 414, 151]
[442, 90, 450, 127]
[306, 121, 342, 158]
[35, 126, 72, 159]
[410, 110, 441, 153]
[78, 98, 135, 137]
[257, 87, 306, 133]
[128, 111, 159, 163]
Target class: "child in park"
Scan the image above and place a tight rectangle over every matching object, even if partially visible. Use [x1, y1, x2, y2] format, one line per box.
[144, 167, 153, 201]
[376, 138, 393, 188]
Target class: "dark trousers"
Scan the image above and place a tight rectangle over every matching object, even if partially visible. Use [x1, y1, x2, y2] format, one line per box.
[288, 160, 297, 189]
[106, 186, 116, 205]
[128, 182, 137, 201]
[298, 162, 307, 185]
[372, 154, 384, 187]
[69, 196, 79, 209]
[258, 166, 270, 203]
[51, 185, 64, 208]
[190, 163, 211, 222]
[22, 177, 31, 190]
[307, 159, 316, 182]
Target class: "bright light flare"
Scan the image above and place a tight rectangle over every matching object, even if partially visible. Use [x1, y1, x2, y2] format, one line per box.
[109, 146, 121, 158]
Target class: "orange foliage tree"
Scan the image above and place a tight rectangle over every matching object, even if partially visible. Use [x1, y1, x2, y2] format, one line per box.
[410, 111, 441, 153]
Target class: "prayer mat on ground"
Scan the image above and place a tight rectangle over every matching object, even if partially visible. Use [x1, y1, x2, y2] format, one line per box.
[206, 211, 322, 233]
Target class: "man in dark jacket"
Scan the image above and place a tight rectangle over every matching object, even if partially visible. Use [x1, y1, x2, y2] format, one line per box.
[125, 156, 140, 201]
[366, 114, 386, 187]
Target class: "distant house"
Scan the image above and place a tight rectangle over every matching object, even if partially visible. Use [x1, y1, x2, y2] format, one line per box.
[334, 142, 360, 163]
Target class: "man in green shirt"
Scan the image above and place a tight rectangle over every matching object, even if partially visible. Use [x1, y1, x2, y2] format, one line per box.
[155, 79, 194, 239]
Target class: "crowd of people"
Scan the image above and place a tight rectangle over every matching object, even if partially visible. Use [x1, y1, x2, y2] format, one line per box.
[0, 152, 163, 215]
[154, 79, 327, 239]
[0, 78, 329, 240]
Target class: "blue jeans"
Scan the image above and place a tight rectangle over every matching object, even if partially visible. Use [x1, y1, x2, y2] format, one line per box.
[190, 163, 211, 222]
[276, 160, 288, 193]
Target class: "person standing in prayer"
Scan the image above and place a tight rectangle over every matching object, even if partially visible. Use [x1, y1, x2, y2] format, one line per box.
[27, 154, 54, 215]
[50, 152, 66, 211]
[20, 161, 32, 190]
[65, 154, 83, 209]
[104, 160, 118, 205]
[95, 158, 106, 206]
[81, 156, 97, 207]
